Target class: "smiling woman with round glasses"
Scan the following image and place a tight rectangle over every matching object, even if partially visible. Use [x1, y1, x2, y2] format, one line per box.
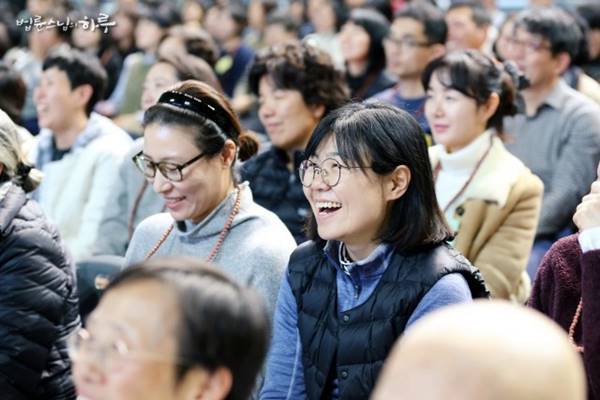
[260, 102, 488, 399]
[124, 80, 296, 318]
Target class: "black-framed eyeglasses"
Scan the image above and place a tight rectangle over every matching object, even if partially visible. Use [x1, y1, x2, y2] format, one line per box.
[383, 35, 431, 49]
[132, 151, 206, 182]
[299, 158, 363, 188]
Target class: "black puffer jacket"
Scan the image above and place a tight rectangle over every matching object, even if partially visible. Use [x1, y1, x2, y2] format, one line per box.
[0, 182, 79, 400]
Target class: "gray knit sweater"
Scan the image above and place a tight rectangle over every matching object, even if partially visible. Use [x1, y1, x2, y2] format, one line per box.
[125, 183, 296, 316]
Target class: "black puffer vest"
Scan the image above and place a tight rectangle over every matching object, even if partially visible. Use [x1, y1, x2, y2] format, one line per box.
[288, 240, 488, 400]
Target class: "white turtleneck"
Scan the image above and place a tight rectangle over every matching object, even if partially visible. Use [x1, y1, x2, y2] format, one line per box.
[434, 130, 494, 220]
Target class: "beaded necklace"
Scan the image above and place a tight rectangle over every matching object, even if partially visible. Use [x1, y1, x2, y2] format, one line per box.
[569, 298, 584, 353]
[128, 180, 166, 241]
[144, 187, 242, 262]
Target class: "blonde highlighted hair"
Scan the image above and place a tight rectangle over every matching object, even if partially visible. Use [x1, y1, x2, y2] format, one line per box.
[0, 110, 42, 193]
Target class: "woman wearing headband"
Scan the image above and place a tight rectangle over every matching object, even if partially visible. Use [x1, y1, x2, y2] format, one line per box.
[92, 48, 221, 257]
[0, 110, 80, 399]
[125, 80, 296, 316]
[423, 50, 543, 302]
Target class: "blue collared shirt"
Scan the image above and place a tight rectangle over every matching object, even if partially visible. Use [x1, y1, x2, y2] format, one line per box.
[324, 241, 395, 313]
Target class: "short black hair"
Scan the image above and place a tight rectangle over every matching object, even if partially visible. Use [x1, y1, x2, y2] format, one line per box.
[42, 47, 107, 115]
[248, 42, 350, 114]
[106, 257, 269, 400]
[304, 102, 453, 249]
[346, 8, 390, 74]
[422, 50, 518, 134]
[577, 3, 600, 30]
[448, 0, 491, 27]
[394, 2, 447, 45]
[514, 7, 582, 60]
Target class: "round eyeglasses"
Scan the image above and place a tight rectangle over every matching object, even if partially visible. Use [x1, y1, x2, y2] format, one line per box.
[299, 158, 363, 188]
[132, 151, 206, 182]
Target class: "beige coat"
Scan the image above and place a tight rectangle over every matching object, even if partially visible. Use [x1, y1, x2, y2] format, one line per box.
[430, 138, 543, 303]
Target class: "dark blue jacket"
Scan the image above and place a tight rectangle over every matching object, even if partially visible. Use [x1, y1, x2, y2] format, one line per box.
[240, 147, 310, 243]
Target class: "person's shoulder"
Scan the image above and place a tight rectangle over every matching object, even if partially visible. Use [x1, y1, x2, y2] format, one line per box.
[92, 114, 132, 141]
[123, 51, 145, 66]
[289, 240, 322, 262]
[513, 166, 544, 196]
[411, 242, 474, 273]
[3, 197, 67, 262]
[535, 234, 581, 285]
[236, 200, 296, 250]
[426, 273, 472, 303]
[370, 87, 396, 102]
[240, 147, 274, 175]
[84, 114, 133, 154]
[126, 213, 172, 261]
[135, 212, 172, 234]
[558, 82, 600, 118]
[491, 142, 543, 191]
[246, 203, 296, 241]
[547, 234, 581, 263]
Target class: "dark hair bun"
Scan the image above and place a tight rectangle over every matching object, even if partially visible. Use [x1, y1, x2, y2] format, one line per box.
[238, 131, 259, 161]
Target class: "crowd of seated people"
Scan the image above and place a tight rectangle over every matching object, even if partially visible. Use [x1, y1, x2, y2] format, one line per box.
[0, 0, 599, 399]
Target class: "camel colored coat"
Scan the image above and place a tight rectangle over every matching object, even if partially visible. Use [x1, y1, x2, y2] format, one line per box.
[430, 137, 543, 303]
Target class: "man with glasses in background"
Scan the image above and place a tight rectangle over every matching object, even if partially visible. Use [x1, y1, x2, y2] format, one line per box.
[503, 7, 600, 280]
[372, 2, 446, 135]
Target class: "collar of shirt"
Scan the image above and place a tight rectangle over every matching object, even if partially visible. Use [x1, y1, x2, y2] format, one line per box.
[323, 240, 396, 283]
[36, 112, 105, 168]
[543, 79, 571, 110]
[436, 129, 494, 173]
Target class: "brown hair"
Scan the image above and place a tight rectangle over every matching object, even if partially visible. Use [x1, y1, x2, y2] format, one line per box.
[143, 80, 259, 163]
[156, 49, 222, 93]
